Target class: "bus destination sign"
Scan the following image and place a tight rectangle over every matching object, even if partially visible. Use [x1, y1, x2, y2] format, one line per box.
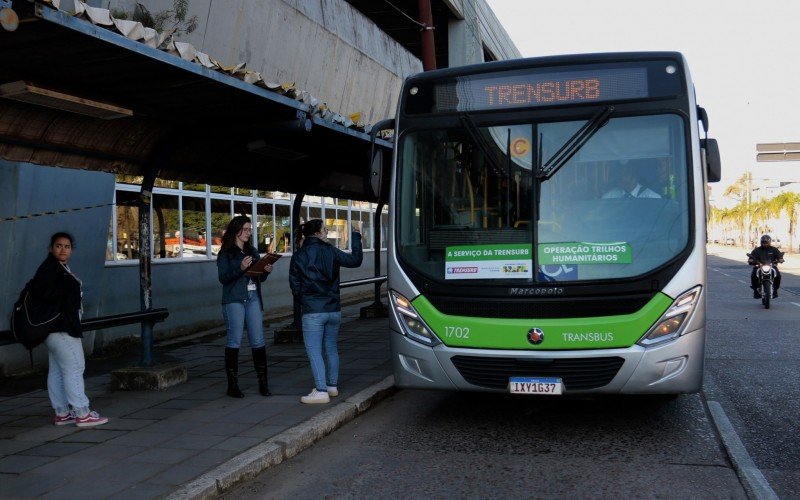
[436, 67, 650, 112]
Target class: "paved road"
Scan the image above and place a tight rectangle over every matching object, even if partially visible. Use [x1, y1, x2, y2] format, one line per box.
[228, 246, 799, 498]
[704, 245, 800, 497]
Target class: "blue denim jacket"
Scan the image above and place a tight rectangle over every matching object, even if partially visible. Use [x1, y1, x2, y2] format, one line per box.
[217, 245, 269, 309]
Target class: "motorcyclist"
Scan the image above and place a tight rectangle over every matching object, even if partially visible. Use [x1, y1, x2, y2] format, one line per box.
[748, 234, 784, 299]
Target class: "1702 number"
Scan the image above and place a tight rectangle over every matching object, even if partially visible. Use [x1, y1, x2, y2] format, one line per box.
[444, 326, 470, 339]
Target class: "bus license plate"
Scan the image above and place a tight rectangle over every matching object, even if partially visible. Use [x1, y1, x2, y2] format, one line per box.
[508, 377, 563, 395]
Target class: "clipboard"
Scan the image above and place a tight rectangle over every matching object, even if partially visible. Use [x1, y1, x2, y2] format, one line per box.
[245, 252, 282, 276]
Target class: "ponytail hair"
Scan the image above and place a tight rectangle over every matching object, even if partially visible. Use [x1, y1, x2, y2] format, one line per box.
[294, 219, 323, 250]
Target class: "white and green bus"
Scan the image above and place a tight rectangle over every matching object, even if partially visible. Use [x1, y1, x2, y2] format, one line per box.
[385, 52, 721, 395]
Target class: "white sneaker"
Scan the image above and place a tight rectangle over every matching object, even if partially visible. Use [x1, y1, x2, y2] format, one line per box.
[300, 389, 330, 404]
[327, 386, 339, 397]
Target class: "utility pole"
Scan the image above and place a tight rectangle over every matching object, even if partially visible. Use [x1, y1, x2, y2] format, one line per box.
[418, 0, 436, 70]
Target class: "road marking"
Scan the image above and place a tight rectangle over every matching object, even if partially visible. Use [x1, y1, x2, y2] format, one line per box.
[792, 302, 800, 308]
[738, 280, 747, 284]
[706, 401, 778, 500]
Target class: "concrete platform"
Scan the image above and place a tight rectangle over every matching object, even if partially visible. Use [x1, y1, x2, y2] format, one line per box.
[0, 300, 393, 498]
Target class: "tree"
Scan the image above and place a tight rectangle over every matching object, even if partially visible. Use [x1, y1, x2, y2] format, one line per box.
[723, 173, 749, 203]
[771, 192, 800, 253]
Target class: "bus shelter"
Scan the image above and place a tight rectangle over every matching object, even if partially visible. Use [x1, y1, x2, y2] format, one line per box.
[0, 0, 393, 369]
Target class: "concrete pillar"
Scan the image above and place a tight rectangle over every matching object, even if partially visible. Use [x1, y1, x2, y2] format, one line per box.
[448, 0, 483, 67]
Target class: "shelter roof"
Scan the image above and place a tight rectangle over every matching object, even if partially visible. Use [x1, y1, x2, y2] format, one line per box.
[0, 0, 392, 201]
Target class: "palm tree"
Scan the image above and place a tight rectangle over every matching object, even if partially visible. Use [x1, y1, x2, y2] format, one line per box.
[721, 203, 748, 246]
[723, 173, 749, 203]
[771, 192, 800, 253]
[751, 199, 776, 243]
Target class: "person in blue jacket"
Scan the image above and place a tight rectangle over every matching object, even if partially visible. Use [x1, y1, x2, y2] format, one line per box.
[289, 219, 362, 404]
[217, 215, 273, 398]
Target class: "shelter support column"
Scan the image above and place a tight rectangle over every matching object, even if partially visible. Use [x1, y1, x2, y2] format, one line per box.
[112, 154, 187, 390]
[274, 192, 305, 343]
[138, 168, 157, 366]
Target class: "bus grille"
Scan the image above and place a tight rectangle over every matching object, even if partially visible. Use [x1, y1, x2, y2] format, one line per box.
[428, 296, 652, 319]
[450, 355, 625, 390]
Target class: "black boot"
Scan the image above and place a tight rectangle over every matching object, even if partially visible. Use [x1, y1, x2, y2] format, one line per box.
[224, 348, 244, 398]
[252, 346, 272, 396]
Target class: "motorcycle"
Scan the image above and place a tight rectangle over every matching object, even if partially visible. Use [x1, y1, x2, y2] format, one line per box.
[746, 253, 784, 309]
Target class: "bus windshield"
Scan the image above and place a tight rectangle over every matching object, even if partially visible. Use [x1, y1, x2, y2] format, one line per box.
[397, 113, 689, 283]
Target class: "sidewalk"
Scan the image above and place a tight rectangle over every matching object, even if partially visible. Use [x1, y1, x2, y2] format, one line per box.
[0, 301, 393, 499]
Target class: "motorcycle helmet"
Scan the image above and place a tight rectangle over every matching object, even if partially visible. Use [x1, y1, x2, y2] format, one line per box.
[760, 234, 771, 245]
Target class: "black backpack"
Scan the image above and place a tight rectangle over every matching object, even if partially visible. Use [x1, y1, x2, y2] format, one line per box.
[11, 280, 60, 350]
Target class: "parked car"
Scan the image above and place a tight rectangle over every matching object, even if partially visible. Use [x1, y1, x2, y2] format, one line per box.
[773, 238, 782, 249]
[725, 238, 735, 246]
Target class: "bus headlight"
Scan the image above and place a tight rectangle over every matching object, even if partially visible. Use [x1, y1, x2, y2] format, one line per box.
[389, 290, 441, 346]
[638, 286, 702, 346]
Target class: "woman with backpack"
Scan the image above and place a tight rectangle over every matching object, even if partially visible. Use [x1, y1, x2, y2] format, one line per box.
[32, 232, 107, 427]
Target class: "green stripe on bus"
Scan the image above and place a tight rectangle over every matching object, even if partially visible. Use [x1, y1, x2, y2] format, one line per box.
[411, 293, 672, 350]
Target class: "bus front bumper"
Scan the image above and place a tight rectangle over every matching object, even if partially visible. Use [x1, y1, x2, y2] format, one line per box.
[390, 327, 704, 394]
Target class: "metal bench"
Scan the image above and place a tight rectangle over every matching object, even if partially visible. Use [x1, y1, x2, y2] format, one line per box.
[0, 308, 170, 347]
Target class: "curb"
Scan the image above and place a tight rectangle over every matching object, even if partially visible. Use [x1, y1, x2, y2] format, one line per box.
[706, 401, 778, 500]
[167, 375, 397, 499]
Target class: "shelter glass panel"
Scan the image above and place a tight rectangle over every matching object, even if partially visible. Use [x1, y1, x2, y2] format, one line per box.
[182, 196, 208, 258]
[154, 179, 178, 188]
[115, 190, 140, 261]
[183, 183, 207, 192]
[329, 209, 348, 250]
[256, 202, 275, 253]
[153, 194, 180, 259]
[275, 204, 291, 253]
[116, 174, 142, 185]
[356, 209, 372, 250]
[210, 198, 232, 256]
[233, 200, 252, 219]
[106, 216, 114, 261]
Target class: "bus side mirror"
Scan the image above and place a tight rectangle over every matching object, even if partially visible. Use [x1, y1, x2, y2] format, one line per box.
[370, 150, 384, 199]
[701, 138, 721, 182]
[368, 118, 395, 200]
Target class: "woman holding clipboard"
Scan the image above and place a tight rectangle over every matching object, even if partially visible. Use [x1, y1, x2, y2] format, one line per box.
[217, 215, 274, 398]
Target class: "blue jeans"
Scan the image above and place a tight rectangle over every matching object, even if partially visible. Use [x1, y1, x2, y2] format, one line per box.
[223, 291, 266, 349]
[44, 332, 90, 417]
[302, 311, 342, 391]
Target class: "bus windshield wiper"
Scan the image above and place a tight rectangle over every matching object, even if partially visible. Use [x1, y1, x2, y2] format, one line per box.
[459, 114, 506, 177]
[537, 106, 614, 181]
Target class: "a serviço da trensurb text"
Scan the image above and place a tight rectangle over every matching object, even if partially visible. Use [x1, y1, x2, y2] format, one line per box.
[386, 52, 721, 396]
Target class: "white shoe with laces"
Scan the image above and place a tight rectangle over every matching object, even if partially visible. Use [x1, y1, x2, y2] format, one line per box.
[300, 389, 330, 404]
